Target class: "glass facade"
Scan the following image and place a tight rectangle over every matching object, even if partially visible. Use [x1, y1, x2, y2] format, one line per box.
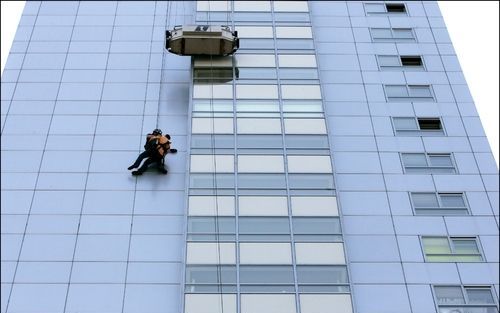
[1, 1, 498, 313]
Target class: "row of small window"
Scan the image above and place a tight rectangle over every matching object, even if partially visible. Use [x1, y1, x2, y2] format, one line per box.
[194, 54, 317, 70]
[197, 1, 309, 12]
[393, 117, 443, 135]
[401, 153, 456, 174]
[186, 242, 346, 265]
[185, 265, 348, 293]
[193, 84, 320, 100]
[190, 155, 332, 173]
[190, 173, 334, 190]
[188, 195, 338, 217]
[194, 68, 319, 82]
[184, 294, 353, 313]
[378, 55, 424, 70]
[196, 12, 310, 23]
[191, 134, 329, 150]
[423, 236, 483, 262]
[371, 27, 416, 42]
[434, 286, 498, 311]
[193, 100, 324, 114]
[188, 216, 341, 242]
[411, 192, 468, 215]
[192, 118, 327, 134]
[385, 84, 435, 102]
[365, 2, 407, 14]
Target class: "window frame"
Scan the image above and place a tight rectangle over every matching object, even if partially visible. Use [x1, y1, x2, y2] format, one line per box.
[410, 192, 469, 215]
[370, 27, 416, 42]
[392, 117, 445, 136]
[377, 55, 425, 71]
[384, 84, 435, 102]
[364, 2, 407, 15]
[421, 236, 484, 262]
[401, 152, 457, 174]
[432, 285, 498, 312]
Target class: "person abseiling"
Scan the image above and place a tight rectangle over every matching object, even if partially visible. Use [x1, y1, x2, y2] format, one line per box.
[127, 129, 177, 176]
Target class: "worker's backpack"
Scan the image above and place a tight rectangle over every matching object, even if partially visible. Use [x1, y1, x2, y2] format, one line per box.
[145, 137, 160, 154]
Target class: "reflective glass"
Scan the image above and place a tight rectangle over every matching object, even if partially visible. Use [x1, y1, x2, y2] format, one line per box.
[385, 85, 408, 97]
[285, 135, 329, 149]
[275, 13, 310, 22]
[237, 135, 283, 148]
[191, 135, 234, 149]
[371, 28, 392, 39]
[239, 217, 290, 234]
[239, 266, 294, 284]
[190, 174, 234, 189]
[378, 55, 400, 67]
[296, 266, 348, 284]
[238, 174, 286, 189]
[280, 69, 318, 79]
[393, 117, 418, 130]
[435, 286, 465, 305]
[288, 174, 334, 189]
[236, 100, 279, 112]
[451, 239, 480, 255]
[193, 100, 233, 112]
[237, 68, 277, 79]
[233, 12, 272, 21]
[188, 217, 236, 234]
[412, 193, 439, 208]
[429, 155, 453, 167]
[185, 265, 236, 284]
[276, 39, 314, 50]
[409, 86, 433, 97]
[466, 288, 495, 304]
[283, 101, 323, 112]
[393, 28, 414, 39]
[423, 237, 451, 255]
[439, 194, 466, 208]
[402, 154, 428, 166]
[293, 218, 340, 234]
[365, 3, 385, 13]
[240, 39, 274, 50]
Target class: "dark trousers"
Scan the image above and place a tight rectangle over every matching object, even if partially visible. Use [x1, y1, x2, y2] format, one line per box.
[131, 151, 166, 173]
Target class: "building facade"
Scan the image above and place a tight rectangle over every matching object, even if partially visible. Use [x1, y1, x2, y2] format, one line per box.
[1, 1, 498, 313]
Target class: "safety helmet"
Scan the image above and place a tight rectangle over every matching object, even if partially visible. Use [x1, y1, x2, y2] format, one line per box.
[152, 128, 162, 135]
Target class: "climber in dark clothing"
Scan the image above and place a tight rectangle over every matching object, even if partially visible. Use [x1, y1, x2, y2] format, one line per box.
[128, 129, 177, 175]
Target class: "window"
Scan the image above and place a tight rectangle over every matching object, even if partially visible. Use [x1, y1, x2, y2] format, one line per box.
[385, 85, 435, 102]
[422, 237, 483, 262]
[300, 295, 353, 313]
[185, 294, 236, 313]
[192, 118, 234, 134]
[293, 217, 342, 242]
[411, 192, 469, 215]
[291, 196, 338, 216]
[191, 135, 234, 149]
[276, 27, 312, 38]
[284, 119, 327, 134]
[234, 1, 271, 12]
[273, 1, 309, 12]
[238, 196, 288, 216]
[190, 174, 235, 189]
[237, 118, 282, 134]
[295, 243, 346, 264]
[185, 265, 236, 292]
[393, 117, 444, 136]
[193, 84, 233, 99]
[236, 85, 278, 99]
[240, 265, 294, 292]
[287, 156, 332, 173]
[240, 243, 293, 264]
[238, 174, 286, 189]
[239, 217, 290, 241]
[186, 242, 236, 264]
[297, 266, 349, 293]
[281, 85, 321, 99]
[240, 295, 297, 313]
[278, 55, 317, 68]
[188, 196, 235, 216]
[377, 55, 424, 70]
[365, 3, 406, 14]
[238, 155, 285, 173]
[276, 39, 314, 50]
[288, 174, 334, 189]
[188, 217, 236, 241]
[370, 28, 415, 42]
[285, 135, 329, 150]
[401, 153, 456, 174]
[190, 155, 235, 173]
[434, 286, 497, 313]
[235, 26, 274, 38]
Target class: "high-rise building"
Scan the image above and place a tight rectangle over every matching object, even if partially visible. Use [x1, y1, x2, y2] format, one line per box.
[1, 1, 498, 313]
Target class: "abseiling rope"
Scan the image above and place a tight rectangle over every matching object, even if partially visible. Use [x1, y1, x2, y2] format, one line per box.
[156, 1, 173, 128]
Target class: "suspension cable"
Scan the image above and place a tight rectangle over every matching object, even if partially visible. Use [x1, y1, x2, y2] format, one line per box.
[156, 1, 173, 128]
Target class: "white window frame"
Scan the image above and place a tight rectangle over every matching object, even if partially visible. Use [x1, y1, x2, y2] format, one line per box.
[421, 236, 484, 262]
[401, 152, 457, 174]
[410, 192, 469, 215]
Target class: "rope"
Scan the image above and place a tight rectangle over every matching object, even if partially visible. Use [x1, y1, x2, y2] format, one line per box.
[207, 3, 225, 312]
[156, 1, 173, 128]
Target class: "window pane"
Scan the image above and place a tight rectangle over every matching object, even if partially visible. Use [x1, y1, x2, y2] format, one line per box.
[288, 174, 334, 189]
[412, 193, 439, 207]
[238, 135, 283, 148]
[409, 85, 432, 97]
[418, 119, 442, 130]
[280, 68, 318, 80]
[393, 29, 414, 39]
[274, 13, 310, 22]
[402, 154, 427, 166]
[282, 101, 323, 112]
[239, 196, 288, 216]
[188, 217, 235, 234]
[401, 56, 423, 66]
[393, 117, 418, 130]
[238, 155, 285, 173]
[278, 55, 317, 68]
[285, 135, 329, 149]
[365, 3, 385, 13]
[240, 243, 292, 264]
[276, 39, 314, 50]
[371, 28, 392, 38]
[274, 1, 309, 12]
[237, 68, 277, 80]
[193, 100, 233, 112]
[466, 288, 495, 304]
[236, 85, 278, 99]
[429, 155, 453, 167]
[191, 135, 234, 148]
[185, 265, 236, 284]
[240, 39, 275, 50]
[236, 100, 279, 112]
[233, 12, 273, 21]
[287, 155, 332, 173]
[276, 27, 312, 38]
[238, 174, 286, 189]
[190, 174, 234, 189]
[378, 55, 400, 67]
[239, 266, 294, 284]
[234, 1, 271, 11]
[239, 217, 290, 234]
[385, 85, 408, 97]
[296, 266, 348, 284]
[440, 194, 465, 207]
[434, 286, 465, 305]
[293, 217, 341, 234]
[190, 155, 235, 173]
[451, 239, 480, 254]
[386, 3, 406, 13]
[423, 237, 451, 254]
[236, 26, 274, 38]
